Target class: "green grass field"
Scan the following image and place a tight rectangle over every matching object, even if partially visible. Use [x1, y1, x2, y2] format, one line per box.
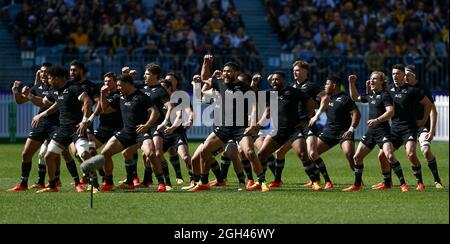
[0, 142, 448, 224]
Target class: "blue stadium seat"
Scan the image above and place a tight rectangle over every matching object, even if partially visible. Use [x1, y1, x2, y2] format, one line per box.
[86, 61, 102, 80]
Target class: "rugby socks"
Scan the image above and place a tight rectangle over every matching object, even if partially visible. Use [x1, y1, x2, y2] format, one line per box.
[132, 153, 139, 179]
[354, 164, 364, 187]
[315, 157, 331, 183]
[427, 158, 442, 183]
[412, 165, 423, 184]
[37, 164, 47, 186]
[220, 156, 231, 179]
[266, 155, 276, 175]
[156, 172, 165, 185]
[236, 172, 246, 184]
[125, 160, 136, 185]
[383, 172, 392, 187]
[20, 162, 32, 187]
[274, 159, 285, 183]
[241, 159, 254, 180]
[200, 173, 209, 185]
[55, 169, 60, 183]
[257, 173, 266, 184]
[48, 179, 57, 189]
[391, 161, 406, 185]
[143, 166, 153, 185]
[303, 161, 319, 182]
[66, 160, 81, 185]
[161, 160, 172, 186]
[188, 169, 194, 182]
[210, 159, 224, 183]
[105, 175, 114, 185]
[170, 155, 182, 179]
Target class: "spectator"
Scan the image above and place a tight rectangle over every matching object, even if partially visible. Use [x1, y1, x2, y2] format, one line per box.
[70, 26, 89, 50]
[62, 39, 79, 64]
[134, 13, 153, 43]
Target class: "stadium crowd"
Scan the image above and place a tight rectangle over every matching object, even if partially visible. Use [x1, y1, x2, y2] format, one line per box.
[2, 0, 261, 78]
[264, 0, 448, 86]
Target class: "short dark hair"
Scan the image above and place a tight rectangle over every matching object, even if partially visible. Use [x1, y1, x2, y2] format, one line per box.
[117, 74, 134, 85]
[47, 65, 68, 78]
[392, 64, 405, 72]
[166, 71, 180, 82]
[292, 60, 309, 71]
[224, 62, 240, 72]
[104, 72, 117, 81]
[161, 79, 173, 90]
[328, 75, 342, 86]
[405, 64, 416, 74]
[41, 62, 52, 68]
[272, 71, 286, 80]
[166, 71, 181, 88]
[70, 60, 86, 73]
[238, 73, 252, 85]
[145, 63, 162, 79]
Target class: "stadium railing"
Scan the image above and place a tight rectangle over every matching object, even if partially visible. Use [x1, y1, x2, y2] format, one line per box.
[1, 93, 449, 142]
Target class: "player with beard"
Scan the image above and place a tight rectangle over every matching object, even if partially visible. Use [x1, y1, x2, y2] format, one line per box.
[310, 76, 361, 190]
[31, 65, 93, 193]
[249, 71, 316, 191]
[404, 65, 443, 189]
[87, 72, 124, 188]
[69, 60, 103, 186]
[190, 58, 268, 192]
[270, 61, 330, 189]
[7, 63, 74, 191]
[99, 74, 163, 192]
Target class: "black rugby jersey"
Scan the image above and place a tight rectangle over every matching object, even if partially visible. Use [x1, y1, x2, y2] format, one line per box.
[211, 78, 253, 127]
[99, 90, 123, 131]
[46, 82, 85, 128]
[360, 90, 393, 129]
[292, 79, 321, 120]
[326, 92, 358, 132]
[387, 83, 424, 130]
[110, 89, 154, 133]
[77, 79, 100, 102]
[266, 86, 310, 129]
[31, 83, 59, 125]
[141, 84, 170, 124]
